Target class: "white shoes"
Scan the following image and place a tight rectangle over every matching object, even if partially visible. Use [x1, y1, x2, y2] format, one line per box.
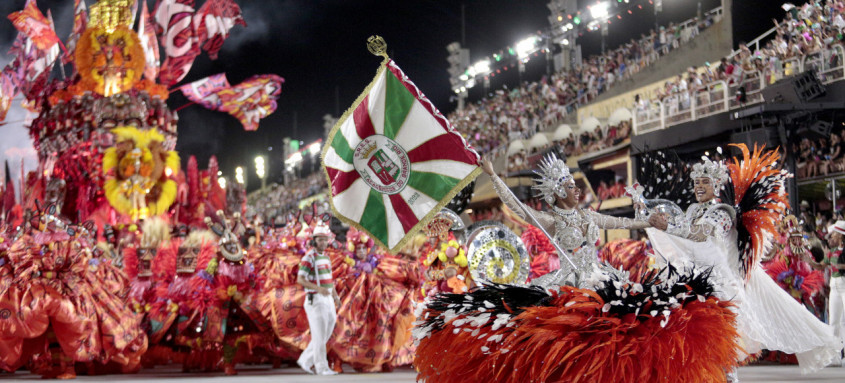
[299, 361, 339, 375]
[297, 360, 315, 375]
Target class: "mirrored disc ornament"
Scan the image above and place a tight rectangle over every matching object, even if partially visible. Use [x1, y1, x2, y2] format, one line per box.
[467, 225, 530, 285]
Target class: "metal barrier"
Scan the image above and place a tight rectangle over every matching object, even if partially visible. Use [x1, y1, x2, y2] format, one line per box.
[802, 44, 845, 84]
[728, 26, 777, 59]
[694, 81, 730, 120]
[633, 45, 845, 134]
[633, 101, 664, 135]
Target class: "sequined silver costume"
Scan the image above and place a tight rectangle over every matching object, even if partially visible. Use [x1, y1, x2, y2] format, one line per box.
[489, 171, 649, 286]
[665, 201, 735, 242]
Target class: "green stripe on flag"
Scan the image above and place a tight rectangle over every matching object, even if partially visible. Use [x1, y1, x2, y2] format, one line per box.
[360, 188, 389, 246]
[383, 71, 416, 140]
[407, 171, 460, 201]
[330, 130, 355, 164]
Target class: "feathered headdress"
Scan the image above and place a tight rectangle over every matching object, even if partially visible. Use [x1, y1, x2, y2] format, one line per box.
[533, 153, 572, 204]
[139, 216, 170, 249]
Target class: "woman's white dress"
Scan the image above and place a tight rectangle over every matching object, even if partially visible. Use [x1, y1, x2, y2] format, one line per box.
[647, 201, 842, 373]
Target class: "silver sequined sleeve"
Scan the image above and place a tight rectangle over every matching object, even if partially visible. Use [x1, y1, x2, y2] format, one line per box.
[667, 206, 732, 242]
[490, 173, 555, 233]
[585, 210, 651, 230]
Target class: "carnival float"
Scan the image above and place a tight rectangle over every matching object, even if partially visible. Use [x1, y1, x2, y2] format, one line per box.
[0, 0, 290, 377]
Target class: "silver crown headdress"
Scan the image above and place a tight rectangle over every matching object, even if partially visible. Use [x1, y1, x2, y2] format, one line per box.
[690, 156, 729, 188]
[533, 153, 573, 204]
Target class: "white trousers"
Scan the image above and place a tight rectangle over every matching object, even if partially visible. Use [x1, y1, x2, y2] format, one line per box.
[830, 277, 845, 344]
[297, 293, 337, 374]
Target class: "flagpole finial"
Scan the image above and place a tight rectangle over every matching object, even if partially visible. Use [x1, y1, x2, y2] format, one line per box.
[367, 36, 389, 59]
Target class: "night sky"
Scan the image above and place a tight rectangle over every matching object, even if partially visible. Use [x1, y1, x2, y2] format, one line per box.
[0, 0, 782, 191]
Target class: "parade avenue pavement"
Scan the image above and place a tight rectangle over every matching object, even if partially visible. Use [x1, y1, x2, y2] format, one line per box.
[1, 365, 844, 382]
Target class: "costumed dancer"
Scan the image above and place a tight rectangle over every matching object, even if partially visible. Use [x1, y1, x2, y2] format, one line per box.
[645, 144, 843, 379]
[421, 211, 470, 296]
[125, 218, 171, 331]
[761, 216, 825, 313]
[203, 211, 271, 375]
[804, 220, 845, 364]
[254, 212, 352, 369]
[296, 221, 341, 376]
[2, 205, 146, 378]
[330, 227, 421, 371]
[146, 229, 217, 370]
[91, 225, 130, 299]
[414, 154, 740, 382]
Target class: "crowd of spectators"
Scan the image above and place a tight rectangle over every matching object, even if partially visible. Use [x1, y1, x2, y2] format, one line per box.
[636, 1, 845, 124]
[795, 128, 845, 178]
[450, 9, 721, 158]
[506, 120, 633, 173]
[247, 172, 327, 223]
[560, 120, 633, 157]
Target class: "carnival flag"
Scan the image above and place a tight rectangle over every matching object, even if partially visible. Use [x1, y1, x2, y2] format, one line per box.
[7, 27, 60, 101]
[322, 40, 481, 252]
[178, 73, 282, 131]
[138, 0, 160, 81]
[215, 74, 284, 131]
[62, 0, 88, 67]
[178, 73, 231, 109]
[155, 0, 200, 86]
[193, 0, 246, 60]
[7, 0, 60, 51]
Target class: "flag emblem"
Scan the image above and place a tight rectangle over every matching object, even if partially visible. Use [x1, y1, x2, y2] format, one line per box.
[354, 135, 410, 195]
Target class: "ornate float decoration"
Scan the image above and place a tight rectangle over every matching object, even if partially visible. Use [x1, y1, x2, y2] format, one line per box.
[0, 0, 281, 227]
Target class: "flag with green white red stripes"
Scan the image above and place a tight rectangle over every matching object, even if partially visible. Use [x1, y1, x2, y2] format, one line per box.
[322, 59, 481, 252]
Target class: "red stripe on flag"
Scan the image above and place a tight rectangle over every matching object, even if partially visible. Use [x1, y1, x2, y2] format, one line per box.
[353, 95, 376, 140]
[388, 193, 418, 234]
[407, 134, 478, 164]
[326, 167, 360, 196]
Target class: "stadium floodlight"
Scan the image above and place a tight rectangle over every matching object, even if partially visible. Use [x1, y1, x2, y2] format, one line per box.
[235, 166, 244, 184]
[515, 36, 538, 58]
[589, 2, 609, 19]
[254, 156, 266, 179]
[285, 152, 302, 165]
[470, 60, 491, 76]
[308, 142, 321, 155]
